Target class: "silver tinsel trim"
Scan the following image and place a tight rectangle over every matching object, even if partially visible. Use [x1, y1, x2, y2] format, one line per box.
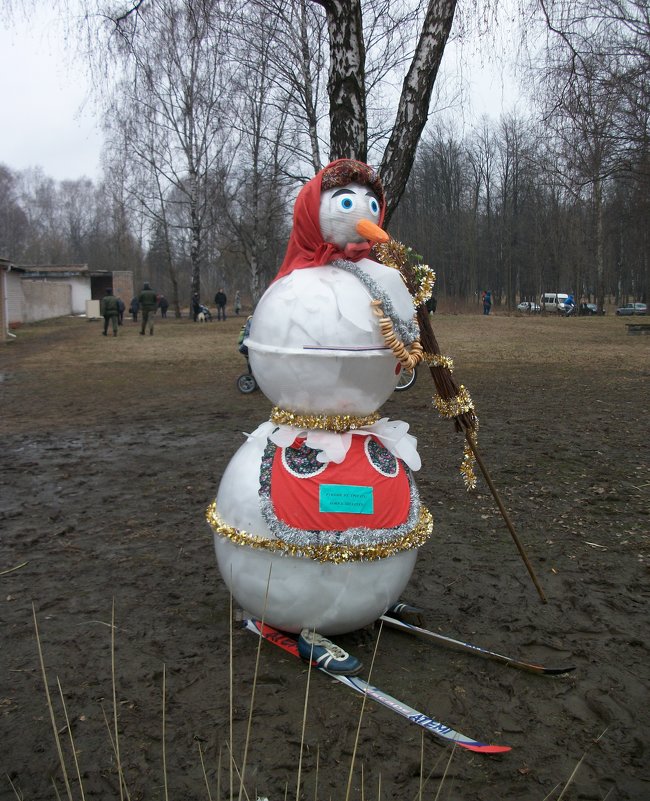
[331, 259, 420, 345]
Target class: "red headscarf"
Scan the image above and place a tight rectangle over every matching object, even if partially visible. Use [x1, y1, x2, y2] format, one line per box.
[273, 159, 386, 282]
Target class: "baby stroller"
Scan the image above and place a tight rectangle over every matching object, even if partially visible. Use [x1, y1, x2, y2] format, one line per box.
[237, 316, 258, 394]
[197, 304, 212, 321]
[394, 365, 418, 391]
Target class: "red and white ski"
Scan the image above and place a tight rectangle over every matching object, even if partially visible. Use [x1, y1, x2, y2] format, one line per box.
[244, 618, 511, 754]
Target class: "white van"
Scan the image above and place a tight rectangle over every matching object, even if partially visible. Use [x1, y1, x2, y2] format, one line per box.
[540, 292, 569, 312]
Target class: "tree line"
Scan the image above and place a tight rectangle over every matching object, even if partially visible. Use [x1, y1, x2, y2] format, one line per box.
[0, 0, 647, 311]
[393, 113, 648, 309]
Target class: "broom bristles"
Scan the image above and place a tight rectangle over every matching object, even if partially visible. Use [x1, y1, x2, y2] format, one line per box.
[415, 306, 477, 433]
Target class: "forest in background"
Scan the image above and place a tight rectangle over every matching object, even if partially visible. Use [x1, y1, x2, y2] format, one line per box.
[0, 0, 647, 312]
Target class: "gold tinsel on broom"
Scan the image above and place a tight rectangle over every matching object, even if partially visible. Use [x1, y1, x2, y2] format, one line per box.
[375, 240, 479, 490]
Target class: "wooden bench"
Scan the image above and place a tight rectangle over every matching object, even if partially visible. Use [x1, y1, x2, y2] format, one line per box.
[625, 322, 650, 335]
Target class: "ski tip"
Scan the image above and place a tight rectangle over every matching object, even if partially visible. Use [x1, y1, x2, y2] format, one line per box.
[459, 743, 512, 754]
[542, 665, 577, 675]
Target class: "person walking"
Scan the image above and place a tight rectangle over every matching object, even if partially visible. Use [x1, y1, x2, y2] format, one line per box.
[214, 288, 227, 321]
[234, 290, 241, 316]
[100, 288, 120, 337]
[139, 282, 158, 335]
[117, 297, 125, 326]
[129, 296, 139, 322]
[158, 295, 169, 318]
[483, 290, 492, 316]
[191, 292, 201, 322]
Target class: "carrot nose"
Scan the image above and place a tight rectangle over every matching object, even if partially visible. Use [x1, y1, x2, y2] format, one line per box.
[356, 218, 390, 244]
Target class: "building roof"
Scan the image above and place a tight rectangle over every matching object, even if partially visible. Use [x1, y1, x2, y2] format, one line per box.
[0, 259, 25, 272]
[19, 264, 90, 276]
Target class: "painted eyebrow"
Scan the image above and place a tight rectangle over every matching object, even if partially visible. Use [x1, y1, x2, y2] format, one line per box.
[332, 188, 357, 197]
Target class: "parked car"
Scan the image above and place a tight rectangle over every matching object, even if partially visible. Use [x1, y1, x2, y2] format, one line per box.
[517, 301, 540, 312]
[540, 292, 569, 312]
[615, 302, 647, 316]
[579, 302, 603, 315]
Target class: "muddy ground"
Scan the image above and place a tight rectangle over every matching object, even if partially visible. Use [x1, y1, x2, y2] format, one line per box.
[1, 310, 648, 801]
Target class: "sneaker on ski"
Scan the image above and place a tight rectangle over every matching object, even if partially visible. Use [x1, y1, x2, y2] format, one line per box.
[297, 629, 363, 676]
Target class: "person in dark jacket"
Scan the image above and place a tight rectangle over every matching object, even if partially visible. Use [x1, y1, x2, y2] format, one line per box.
[100, 288, 120, 337]
[158, 295, 169, 318]
[139, 282, 158, 335]
[483, 290, 492, 315]
[116, 297, 125, 325]
[214, 288, 227, 321]
[191, 292, 201, 322]
[129, 296, 139, 322]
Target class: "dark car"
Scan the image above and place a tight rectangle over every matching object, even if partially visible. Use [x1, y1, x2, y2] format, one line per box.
[579, 303, 603, 316]
[615, 302, 647, 316]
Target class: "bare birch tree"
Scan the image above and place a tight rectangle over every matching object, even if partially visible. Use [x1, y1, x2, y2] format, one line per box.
[100, 0, 232, 303]
[312, 0, 458, 223]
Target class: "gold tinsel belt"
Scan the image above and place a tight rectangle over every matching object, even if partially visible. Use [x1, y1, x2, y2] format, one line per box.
[206, 501, 432, 564]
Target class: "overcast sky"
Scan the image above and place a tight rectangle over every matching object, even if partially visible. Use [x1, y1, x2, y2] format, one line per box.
[0, 7, 521, 185]
[0, 8, 103, 182]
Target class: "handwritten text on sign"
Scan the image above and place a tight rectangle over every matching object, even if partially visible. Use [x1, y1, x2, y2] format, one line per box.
[319, 484, 374, 515]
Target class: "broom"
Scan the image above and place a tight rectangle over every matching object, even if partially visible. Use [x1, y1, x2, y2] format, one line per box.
[375, 240, 547, 604]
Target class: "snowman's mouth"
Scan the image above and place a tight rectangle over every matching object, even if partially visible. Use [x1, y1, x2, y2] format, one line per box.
[248, 341, 392, 356]
[302, 345, 390, 352]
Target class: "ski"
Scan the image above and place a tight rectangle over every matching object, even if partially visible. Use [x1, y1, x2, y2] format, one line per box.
[380, 615, 576, 676]
[243, 618, 511, 754]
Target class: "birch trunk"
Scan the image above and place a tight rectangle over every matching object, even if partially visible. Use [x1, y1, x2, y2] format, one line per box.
[379, 0, 457, 223]
[314, 0, 368, 161]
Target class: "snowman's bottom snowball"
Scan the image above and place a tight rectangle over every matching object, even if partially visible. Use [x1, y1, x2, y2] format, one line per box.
[214, 535, 418, 635]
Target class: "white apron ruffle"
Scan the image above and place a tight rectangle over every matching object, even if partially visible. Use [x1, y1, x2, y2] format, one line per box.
[243, 418, 421, 472]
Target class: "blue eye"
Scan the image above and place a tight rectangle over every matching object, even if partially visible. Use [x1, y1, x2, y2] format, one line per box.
[338, 195, 355, 212]
[368, 197, 380, 216]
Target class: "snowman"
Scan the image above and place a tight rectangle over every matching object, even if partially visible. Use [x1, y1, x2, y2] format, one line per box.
[207, 159, 431, 674]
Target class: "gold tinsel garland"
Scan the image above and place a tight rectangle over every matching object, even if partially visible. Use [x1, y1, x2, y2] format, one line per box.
[460, 436, 479, 491]
[411, 269, 436, 308]
[423, 353, 454, 371]
[432, 385, 479, 490]
[206, 501, 433, 563]
[432, 385, 475, 418]
[270, 406, 381, 433]
[374, 241, 436, 309]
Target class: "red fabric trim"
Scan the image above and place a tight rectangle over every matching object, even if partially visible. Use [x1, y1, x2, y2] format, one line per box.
[270, 436, 411, 531]
[273, 160, 386, 282]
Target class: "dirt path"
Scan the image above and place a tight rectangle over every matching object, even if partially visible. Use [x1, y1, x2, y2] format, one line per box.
[1, 313, 648, 800]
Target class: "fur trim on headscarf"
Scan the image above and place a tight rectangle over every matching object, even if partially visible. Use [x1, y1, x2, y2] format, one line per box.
[321, 159, 385, 208]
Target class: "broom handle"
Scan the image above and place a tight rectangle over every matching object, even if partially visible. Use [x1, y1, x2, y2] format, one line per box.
[462, 430, 547, 604]
[389, 249, 547, 603]
[416, 308, 547, 603]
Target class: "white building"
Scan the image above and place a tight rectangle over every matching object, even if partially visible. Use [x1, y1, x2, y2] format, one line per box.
[1, 261, 134, 341]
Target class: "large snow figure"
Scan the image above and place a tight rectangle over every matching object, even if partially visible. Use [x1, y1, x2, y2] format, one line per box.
[208, 160, 430, 673]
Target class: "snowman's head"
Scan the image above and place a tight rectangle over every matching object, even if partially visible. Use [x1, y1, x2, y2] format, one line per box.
[274, 159, 388, 282]
[319, 182, 382, 248]
[318, 159, 386, 248]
